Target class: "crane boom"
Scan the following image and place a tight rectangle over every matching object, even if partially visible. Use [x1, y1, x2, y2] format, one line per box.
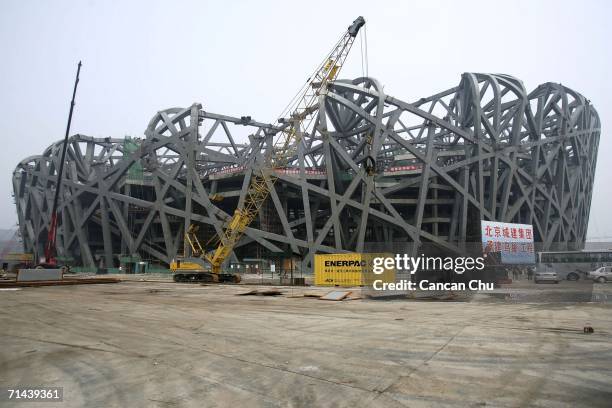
[202, 17, 365, 274]
[43, 61, 82, 267]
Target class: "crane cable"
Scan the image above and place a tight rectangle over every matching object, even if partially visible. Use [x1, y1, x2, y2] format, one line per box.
[360, 26, 376, 180]
[360, 25, 369, 79]
[359, 28, 364, 78]
[365, 25, 369, 78]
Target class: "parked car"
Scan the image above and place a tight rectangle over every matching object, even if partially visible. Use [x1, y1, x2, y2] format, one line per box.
[565, 270, 589, 281]
[588, 266, 612, 283]
[534, 271, 559, 284]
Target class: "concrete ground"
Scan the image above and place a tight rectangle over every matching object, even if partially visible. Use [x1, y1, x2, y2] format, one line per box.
[1, 280, 611, 407]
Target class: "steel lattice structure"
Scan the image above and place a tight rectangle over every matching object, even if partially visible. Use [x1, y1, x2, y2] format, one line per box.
[13, 73, 600, 270]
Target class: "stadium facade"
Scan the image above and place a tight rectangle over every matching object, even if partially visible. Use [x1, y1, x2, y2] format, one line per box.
[13, 73, 601, 271]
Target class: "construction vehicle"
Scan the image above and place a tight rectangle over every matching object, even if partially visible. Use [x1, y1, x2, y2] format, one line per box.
[37, 61, 82, 270]
[170, 225, 240, 282]
[171, 16, 366, 283]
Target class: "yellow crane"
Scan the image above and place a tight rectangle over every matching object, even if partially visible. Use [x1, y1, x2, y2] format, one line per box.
[172, 16, 365, 282]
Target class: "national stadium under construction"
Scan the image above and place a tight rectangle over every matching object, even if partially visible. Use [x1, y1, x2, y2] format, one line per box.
[12, 73, 601, 272]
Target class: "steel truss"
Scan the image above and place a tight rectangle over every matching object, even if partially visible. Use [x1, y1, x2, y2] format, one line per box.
[13, 73, 600, 271]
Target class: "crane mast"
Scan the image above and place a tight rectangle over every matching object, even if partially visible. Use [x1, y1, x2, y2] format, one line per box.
[201, 16, 365, 274]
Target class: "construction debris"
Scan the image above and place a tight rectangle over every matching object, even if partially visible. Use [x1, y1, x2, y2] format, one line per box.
[0, 277, 121, 288]
[147, 288, 171, 294]
[237, 289, 283, 296]
[319, 290, 352, 301]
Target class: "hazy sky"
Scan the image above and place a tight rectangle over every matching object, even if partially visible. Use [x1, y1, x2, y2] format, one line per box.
[1, 0, 610, 238]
